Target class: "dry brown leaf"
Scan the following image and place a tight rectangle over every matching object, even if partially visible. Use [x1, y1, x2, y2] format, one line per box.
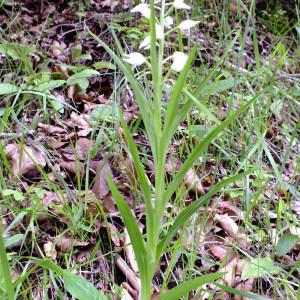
[116, 256, 141, 294]
[108, 223, 120, 247]
[43, 241, 57, 260]
[185, 168, 204, 194]
[220, 257, 239, 287]
[291, 200, 300, 215]
[5, 143, 47, 176]
[61, 160, 84, 175]
[91, 160, 111, 199]
[209, 244, 231, 261]
[124, 228, 139, 274]
[38, 123, 65, 134]
[216, 201, 243, 219]
[214, 214, 239, 238]
[55, 236, 89, 253]
[75, 138, 93, 161]
[103, 194, 116, 213]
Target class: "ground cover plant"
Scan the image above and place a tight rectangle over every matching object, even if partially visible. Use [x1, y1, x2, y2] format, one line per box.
[0, 0, 299, 299]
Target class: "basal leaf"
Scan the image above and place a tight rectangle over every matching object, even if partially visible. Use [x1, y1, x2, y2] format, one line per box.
[64, 271, 108, 300]
[0, 83, 18, 95]
[241, 257, 281, 280]
[276, 234, 298, 257]
[67, 69, 100, 86]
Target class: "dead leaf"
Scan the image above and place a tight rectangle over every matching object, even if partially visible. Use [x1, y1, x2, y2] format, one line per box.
[55, 236, 89, 253]
[220, 257, 239, 287]
[43, 241, 57, 260]
[185, 168, 204, 194]
[209, 244, 232, 261]
[91, 160, 111, 199]
[124, 228, 139, 274]
[214, 214, 239, 238]
[103, 194, 116, 213]
[116, 255, 141, 293]
[5, 143, 47, 176]
[38, 123, 65, 134]
[75, 138, 93, 160]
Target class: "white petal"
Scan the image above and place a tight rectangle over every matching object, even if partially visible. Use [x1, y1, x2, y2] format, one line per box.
[139, 36, 151, 49]
[179, 20, 199, 32]
[173, 0, 190, 10]
[165, 16, 173, 29]
[171, 51, 188, 72]
[123, 53, 146, 66]
[155, 24, 164, 40]
[154, 0, 161, 3]
[131, 4, 151, 19]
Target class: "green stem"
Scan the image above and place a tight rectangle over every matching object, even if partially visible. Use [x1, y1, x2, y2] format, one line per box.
[0, 218, 14, 300]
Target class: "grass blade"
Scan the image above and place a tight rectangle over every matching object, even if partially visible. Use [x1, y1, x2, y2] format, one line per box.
[106, 175, 150, 290]
[214, 283, 271, 300]
[158, 272, 223, 300]
[163, 92, 261, 206]
[121, 118, 155, 249]
[157, 170, 253, 257]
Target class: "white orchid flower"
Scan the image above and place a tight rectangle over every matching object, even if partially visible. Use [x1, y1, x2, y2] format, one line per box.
[165, 16, 174, 29]
[123, 52, 146, 66]
[173, 0, 191, 10]
[179, 20, 200, 33]
[171, 52, 188, 72]
[155, 24, 164, 40]
[139, 36, 151, 49]
[139, 24, 164, 50]
[131, 4, 151, 19]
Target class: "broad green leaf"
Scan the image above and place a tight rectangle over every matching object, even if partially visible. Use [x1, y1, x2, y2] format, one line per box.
[49, 99, 64, 114]
[37, 80, 66, 91]
[0, 83, 18, 95]
[64, 271, 108, 300]
[93, 61, 116, 70]
[276, 234, 298, 256]
[0, 43, 35, 60]
[157, 170, 252, 257]
[201, 79, 239, 96]
[72, 44, 82, 59]
[2, 189, 25, 201]
[67, 69, 100, 86]
[91, 105, 118, 122]
[241, 257, 281, 280]
[159, 273, 222, 300]
[4, 234, 24, 248]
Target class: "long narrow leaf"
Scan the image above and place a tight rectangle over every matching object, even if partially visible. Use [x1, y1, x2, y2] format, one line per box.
[157, 170, 253, 257]
[106, 175, 149, 287]
[163, 92, 262, 206]
[158, 273, 223, 300]
[121, 118, 155, 247]
[87, 26, 157, 158]
[214, 283, 271, 300]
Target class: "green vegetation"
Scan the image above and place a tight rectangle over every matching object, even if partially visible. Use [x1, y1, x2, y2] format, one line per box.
[0, 0, 299, 299]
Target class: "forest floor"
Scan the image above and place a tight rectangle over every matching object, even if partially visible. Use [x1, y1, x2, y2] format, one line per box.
[0, 1, 299, 299]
